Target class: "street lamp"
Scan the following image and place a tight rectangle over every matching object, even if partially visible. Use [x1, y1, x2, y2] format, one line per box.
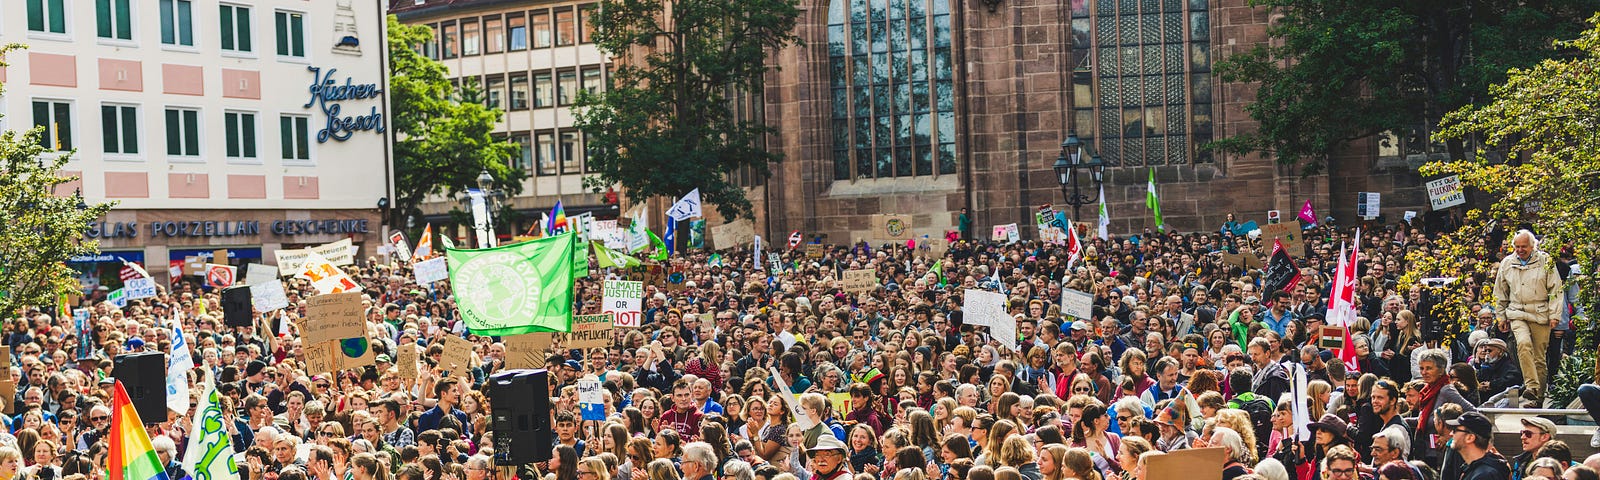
[467, 169, 506, 247]
[1054, 132, 1106, 220]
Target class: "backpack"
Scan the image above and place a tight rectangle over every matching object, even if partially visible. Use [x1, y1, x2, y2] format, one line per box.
[1234, 396, 1274, 458]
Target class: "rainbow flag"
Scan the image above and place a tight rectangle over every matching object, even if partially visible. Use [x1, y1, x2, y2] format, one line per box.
[549, 201, 568, 235]
[111, 381, 170, 480]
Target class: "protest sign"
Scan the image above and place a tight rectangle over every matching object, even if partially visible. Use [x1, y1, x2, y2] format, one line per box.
[1318, 326, 1347, 350]
[438, 335, 475, 373]
[505, 333, 554, 369]
[396, 344, 419, 379]
[300, 337, 373, 375]
[869, 214, 914, 241]
[389, 231, 413, 262]
[304, 292, 366, 345]
[125, 277, 157, 300]
[963, 289, 1015, 351]
[1426, 175, 1466, 210]
[1357, 192, 1382, 219]
[296, 251, 362, 294]
[413, 257, 449, 284]
[205, 264, 237, 288]
[711, 220, 756, 249]
[603, 280, 644, 327]
[212, 249, 230, 265]
[1220, 251, 1264, 269]
[1258, 220, 1305, 258]
[991, 224, 1020, 244]
[842, 269, 878, 294]
[1146, 447, 1225, 480]
[805, 244, 825, 259]
[578, 379, 605, 421]
[107, 288, 128, 308]
[558, 314, 613, 349]
[303, 341, 340, 376]
[1061, 289, 1094, 320]
[274, 238, 357, 275]
[244, 264, 278, 285]
[185, 256, 206, 277]
[250, 280, 291, 312]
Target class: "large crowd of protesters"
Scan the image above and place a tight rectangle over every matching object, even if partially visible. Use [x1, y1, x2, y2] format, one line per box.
[4, 216, 1599, 480]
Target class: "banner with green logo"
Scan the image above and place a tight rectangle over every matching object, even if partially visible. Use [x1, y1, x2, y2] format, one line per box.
[446, 233, 577, 335]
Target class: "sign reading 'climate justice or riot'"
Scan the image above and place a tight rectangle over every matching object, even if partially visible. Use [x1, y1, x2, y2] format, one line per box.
[86, 219, 371, 239]
[305, 66, 385, 143]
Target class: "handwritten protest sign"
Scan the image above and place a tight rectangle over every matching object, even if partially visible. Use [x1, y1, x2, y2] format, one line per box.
[251, 280, 290, 312]
[558, 314, 613, 349]
[711, 220, 756, 249]
[504, 333, 554, 369]
[305, 292, 366, 345]
[1259, 220, 1305, 257]
[805, 244, 825, 259]
[1221, 251, 1264, 269]
[578, 379, 605, 421]
[125, 278, 157, 300]
[245, 264, 279, 285]
[396, 344, 419, 379]
[603, 280, 643, 327]
[870, 214, 914, 241]
[413, 257, 449, 284]
[963, 289, 1015, 351]
[438, 335, 475, 373]
[842, 269, 878, 294]
[1427, 175, 1466, 210]
[1061, 289, 1094, 320]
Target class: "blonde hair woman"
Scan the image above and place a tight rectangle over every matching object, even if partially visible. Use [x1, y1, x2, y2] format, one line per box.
[0, 447, 21, 480]
[579, 457, 610, 480]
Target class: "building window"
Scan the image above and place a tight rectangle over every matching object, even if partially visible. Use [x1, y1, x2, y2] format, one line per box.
[440, 21, 458, 58]
[275, 10, 306, 58]
[531, 10, 551, 49]
[224, 111, 257, 160]
[555, 9, 576, 46]
[485, 75, 505, 109]
[462, 18, 480, 56]
[557, 70, 578, 106]
[31, 100, 73, 152]
[581, 67, 603, 95]
[535, 131, 557, 175]
[100, 104, 139, 156]
[421, 23, 440, 59]
[509, 74, 530, 110]
[512, 133, 532, 170]
[559, 131, 581, 174]
[485, 16, 504, 53]
[164, 108, 200, 158]
[28, 0, 68, 35]
[826, 0, 956, 180]
[96, 0, 134, 40]
[219, 4, 253, 53]
[534, 72, 554, 108]
[579, 5, 597, 44]
[160, 0, 194, 46]
[280, 115, 311, 161]
[507, 13, 527, 51]
[1075, 0, 1212, 166]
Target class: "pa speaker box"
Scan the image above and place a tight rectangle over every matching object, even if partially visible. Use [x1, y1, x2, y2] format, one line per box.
[488, 369, 552, 465]
[221, 285, 254, 327]
[113, 352, 168, 423]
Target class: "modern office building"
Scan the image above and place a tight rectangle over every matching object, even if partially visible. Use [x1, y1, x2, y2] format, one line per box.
[3, 0, 394, 287]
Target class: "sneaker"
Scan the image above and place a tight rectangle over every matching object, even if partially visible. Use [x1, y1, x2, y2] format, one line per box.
[1591, 428, 1600, 448]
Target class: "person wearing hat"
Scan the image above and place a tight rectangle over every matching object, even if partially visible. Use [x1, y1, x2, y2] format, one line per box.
[805, 433, 852, 480]
[1306, 413, 1353, 480]
[1469, 337, 1522, 398]
[1509, 416, 1558, 480]
[1447, 412, 1511, 480]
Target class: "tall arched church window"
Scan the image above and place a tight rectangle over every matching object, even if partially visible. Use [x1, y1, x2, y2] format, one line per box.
[828, 0, 956, 180]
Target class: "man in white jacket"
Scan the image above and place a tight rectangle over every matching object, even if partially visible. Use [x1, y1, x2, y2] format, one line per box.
[1493, 230, 1564, 407]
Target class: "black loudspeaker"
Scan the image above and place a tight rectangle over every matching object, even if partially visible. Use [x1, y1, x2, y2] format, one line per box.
[222, 285, 254, 327]
[488, 369, 552, 465]
[113, 352, 168, 423]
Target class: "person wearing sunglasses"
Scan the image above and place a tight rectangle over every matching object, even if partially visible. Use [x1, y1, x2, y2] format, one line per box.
[1445, 412, 1511, 480]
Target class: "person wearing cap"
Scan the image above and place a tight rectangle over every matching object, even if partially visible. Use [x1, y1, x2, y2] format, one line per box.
[1447, 412, 1511, 480]
[1469, 337, 1521, 398]
[1493, 230, 1563, 407]
[805, 433, 852, 480]
[1509, 416, 1557, 480]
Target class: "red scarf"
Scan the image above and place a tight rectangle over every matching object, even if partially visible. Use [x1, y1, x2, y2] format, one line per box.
[1414, 376, 1450, 438]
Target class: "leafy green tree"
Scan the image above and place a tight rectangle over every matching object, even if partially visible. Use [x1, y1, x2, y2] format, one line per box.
[387, 15, 522, 229]
[1211, 0, 1599, 173]
[0, 44, 116, 316]
[575, 0, 800, 220]
[1401, 15, 1600, 376]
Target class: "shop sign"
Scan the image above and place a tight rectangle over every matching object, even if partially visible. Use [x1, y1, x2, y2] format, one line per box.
[305, 66, 385, 142]
[90, 219, 370, 239]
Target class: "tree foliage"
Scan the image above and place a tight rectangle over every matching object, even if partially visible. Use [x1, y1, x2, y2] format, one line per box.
[388, 15, 522, 228]
[575, 0, 800, 220]
[0, 44, 116, 316]
[1211, 0, 1600, 173]
[1400, 15, 1600, 358]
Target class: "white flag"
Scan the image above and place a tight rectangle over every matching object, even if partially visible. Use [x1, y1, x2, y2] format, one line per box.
[183, 382, 240, 480]
[666, 188, 703, 221]
[1097, 184, 1111, 240]
[167, 323, 195, 415]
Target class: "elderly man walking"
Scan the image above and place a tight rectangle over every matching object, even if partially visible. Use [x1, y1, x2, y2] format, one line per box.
[1493, 230, 1564, 407]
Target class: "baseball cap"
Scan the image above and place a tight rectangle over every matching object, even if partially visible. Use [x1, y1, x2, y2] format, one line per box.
[1446, 412, 1494, 439]
[125, 338, 145, 350]
[376, 354, 393, 364]
[1070, 321, 1091, 332]
[563, 359, 582, 371]
[1520, 417, 1556, 435]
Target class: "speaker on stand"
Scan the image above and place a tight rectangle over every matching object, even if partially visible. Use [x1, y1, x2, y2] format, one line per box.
[488, 369, 553, 465]
[221, 285, 254, 328]
[112, 351, 169, 423]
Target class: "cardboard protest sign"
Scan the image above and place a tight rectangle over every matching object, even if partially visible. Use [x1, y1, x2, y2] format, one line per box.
[1427, 175, 1466, 210]
[1061, 289, 1094, 320]
[504, 333, 554, 369]
[711, 220, 756, 249]
[437, 335, 475, 373]
[558, 314, 613, 349]
[295, 251, 362, 294]
[603, 280, 644, 327]
[1258, 220, 1305, 258]
[212, 249, 230, 265]
[185, 256, 206, 277]
[805, 244, 825, 259]
[303, 341, 340, 376]
[842, 269, 878, 294]
[250, 280, 291, 312]
[300, 336, 373, 376]
[963, 289, 1015, 350]
[304, 292, 366, 345]
[125, 278, 157, 300]
[870, 214, 913, 241]
[413, 257, 449, 284]
[578, 379, 605, 421]
[1221, 251, 1264, 269]
[1145, 447, 1225, 480]
[396, 343, 419, 379]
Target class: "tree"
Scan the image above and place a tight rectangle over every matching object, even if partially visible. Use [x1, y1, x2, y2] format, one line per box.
[0, 44, 116, 317]
[1211, 0, 1600, 173]
[1400, 15, 1600, 384]
[387, 15, 522, 230]
[575, 0, 800, 220]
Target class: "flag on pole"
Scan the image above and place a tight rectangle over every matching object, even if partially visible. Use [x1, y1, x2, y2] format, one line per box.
[167, 323, 194, 415]
[548, 201, 568, 235]
[648, 230, 669, 261]
[1298, 199, 1318, 227]
[182, 382, 239, 480]
[664, 219, 677, 255]
[1261, 239, 1303, 302]
[1327, 229, 1362, 370]
[111, 381, 170, 480]
[1065, 219, 1083, 270]
[592, 241, 641, 269]
[1146, 169, 1163, 231]
[929, 260, 946, 287]
[414, 224, 435, 259]
[666, 189, 703, 221]
[445, 233, 578, 335]
[1097, 184, 1111, 240]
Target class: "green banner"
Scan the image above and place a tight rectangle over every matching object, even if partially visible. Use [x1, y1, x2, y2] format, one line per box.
[446, 233, 577, 335]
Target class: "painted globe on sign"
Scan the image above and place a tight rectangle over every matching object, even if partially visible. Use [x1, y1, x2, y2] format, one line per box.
[341, 337, 369, 357]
